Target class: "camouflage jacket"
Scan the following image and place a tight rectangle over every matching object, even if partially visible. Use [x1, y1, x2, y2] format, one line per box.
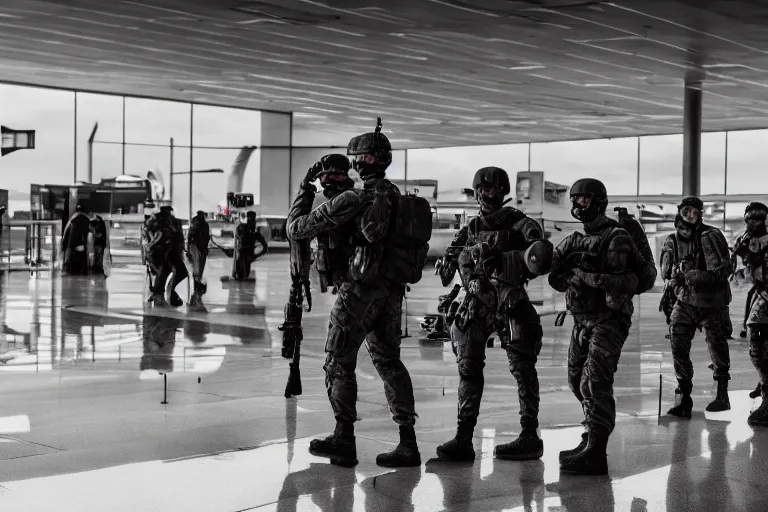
[286, 178, 396, 284]
[660, 224, 733, 308]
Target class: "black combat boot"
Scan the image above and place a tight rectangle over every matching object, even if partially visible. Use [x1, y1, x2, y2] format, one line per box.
[494, 427, 543, 461]
[750, 382, 762, 399]
[748, 385, 768, 427]
[667, 387, 693, 419]
[376, 425, 422, 467]
[559, 431, 589, 462]
[309, 421, 358, 467]
[559, 432, 609, 475]
[436, 427, 475, 462]
[705, 379, 731, 412]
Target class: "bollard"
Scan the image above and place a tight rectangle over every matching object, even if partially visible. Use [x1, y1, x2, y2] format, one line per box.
[161, 373, 169, 405]
[657, 374, 662, 423]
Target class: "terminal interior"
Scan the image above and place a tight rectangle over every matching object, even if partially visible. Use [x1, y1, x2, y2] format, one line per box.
[2, 1, 768, 510]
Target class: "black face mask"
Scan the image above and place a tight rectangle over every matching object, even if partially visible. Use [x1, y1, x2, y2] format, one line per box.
[352, 159, 380, 180]
[570, 197, 601, 223]
[746, 211, 767, 237]
[476, 185, 504, 214]
[675, 214, 698, 240]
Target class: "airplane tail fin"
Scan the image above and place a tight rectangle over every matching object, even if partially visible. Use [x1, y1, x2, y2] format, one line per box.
[226, 146, 257, 194]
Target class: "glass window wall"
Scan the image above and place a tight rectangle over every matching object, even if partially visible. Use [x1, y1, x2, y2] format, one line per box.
[531, 137, 639, 196]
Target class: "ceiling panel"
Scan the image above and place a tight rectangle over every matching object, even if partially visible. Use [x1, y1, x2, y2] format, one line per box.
[0, 0, 767, 148]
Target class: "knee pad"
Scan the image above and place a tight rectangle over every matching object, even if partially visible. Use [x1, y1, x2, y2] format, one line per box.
[458, 358, 483, 380]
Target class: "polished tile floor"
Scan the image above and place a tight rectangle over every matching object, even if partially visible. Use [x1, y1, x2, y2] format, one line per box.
[0, 255, 766, 511]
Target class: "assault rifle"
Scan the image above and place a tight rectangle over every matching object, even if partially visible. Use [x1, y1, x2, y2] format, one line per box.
[279, 241, 313, 398]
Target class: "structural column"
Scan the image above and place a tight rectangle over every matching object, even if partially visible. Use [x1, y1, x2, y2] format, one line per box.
[260, 112, 292, 216]
[682, 75, 702, 197]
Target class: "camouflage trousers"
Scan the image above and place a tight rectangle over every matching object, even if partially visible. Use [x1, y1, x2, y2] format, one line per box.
[748, 290, 768, 383]
[670, 301, 731, 394]
[569, 312, 630, 437]
[451, 298, 542, 434]
[323, 279, 417, 427]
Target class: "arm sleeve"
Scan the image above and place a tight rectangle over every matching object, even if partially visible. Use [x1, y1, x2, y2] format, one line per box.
[512, 216, 544, 241]
[694, 229, 734, 283]
[548, 236, 574, 292]
[438, 226, 469, 287]
[287, 189, 360, 241]
[660, 235, 676, 280]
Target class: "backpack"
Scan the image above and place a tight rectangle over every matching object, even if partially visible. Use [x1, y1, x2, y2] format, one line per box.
[384, 193, 433, 284]
[614, 207, 657, 293]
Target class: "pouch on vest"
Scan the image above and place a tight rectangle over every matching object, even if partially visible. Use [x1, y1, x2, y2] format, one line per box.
[383, 194, 433, 284]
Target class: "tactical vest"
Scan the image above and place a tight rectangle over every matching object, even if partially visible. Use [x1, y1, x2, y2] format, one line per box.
[666, 225, 731, 308]
[458, 208, 537, 311]
[563, 219, 630, 316]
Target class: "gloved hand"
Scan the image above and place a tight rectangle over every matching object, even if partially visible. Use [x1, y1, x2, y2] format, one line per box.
[302, 161, 324, 188]
[568, 270, 586, 289]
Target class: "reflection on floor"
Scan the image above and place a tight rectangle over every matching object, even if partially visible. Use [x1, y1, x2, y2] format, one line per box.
[0, 255, 766, 511]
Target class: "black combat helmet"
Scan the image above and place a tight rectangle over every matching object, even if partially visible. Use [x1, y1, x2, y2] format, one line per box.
[346, 117, 393, 179]
[472, 166, 511, 213]
[317, 153, 354, 198]
[570, 178, 608, 223]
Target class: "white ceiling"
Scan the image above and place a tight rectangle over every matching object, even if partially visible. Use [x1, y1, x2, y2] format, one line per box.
[2, 0, 768, 148]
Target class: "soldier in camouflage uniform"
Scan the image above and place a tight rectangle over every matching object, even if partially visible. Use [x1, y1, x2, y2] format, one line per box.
[435, 166, 553, 462]
[287, 119, 427, 469]
[549, 178, 654, 475]
[281, 154, 356, 398]
[660, 197, 733, 419]
[732, 202, 768, 426]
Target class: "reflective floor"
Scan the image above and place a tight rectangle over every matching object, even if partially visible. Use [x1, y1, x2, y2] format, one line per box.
[0, 256, 766, 511]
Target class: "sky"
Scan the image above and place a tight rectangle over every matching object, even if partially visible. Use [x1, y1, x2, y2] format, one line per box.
[2, 83, 768, 214]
